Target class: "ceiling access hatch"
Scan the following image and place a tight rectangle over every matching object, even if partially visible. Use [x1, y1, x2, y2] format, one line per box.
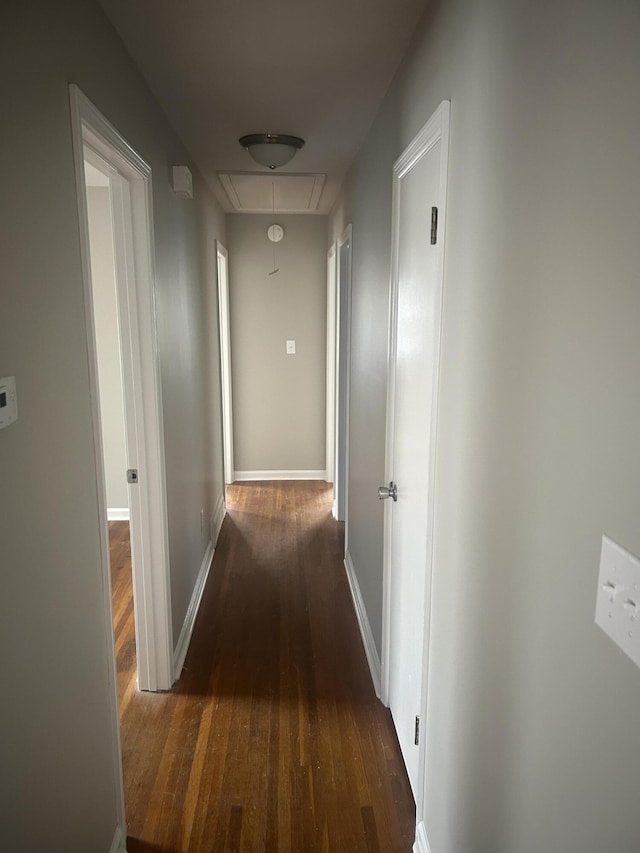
[218, 171, 326, 213]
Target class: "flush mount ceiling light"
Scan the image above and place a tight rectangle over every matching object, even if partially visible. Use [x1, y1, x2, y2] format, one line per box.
[239, 133, 305, 170]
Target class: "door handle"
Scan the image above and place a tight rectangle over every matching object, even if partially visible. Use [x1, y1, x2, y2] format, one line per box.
[378, 481, 398, 502]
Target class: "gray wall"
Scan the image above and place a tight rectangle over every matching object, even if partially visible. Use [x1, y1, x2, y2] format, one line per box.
[0, 1, 225, 849]
[227, 214, 327, 475]
[86, 185, 128, 510]
[330, 0, 640, 850]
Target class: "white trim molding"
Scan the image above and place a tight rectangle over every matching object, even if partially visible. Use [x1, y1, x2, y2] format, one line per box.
[333, 224, 353, 532]
[325, 242, 337, 483]
[234, 470, 326, 481]
[211, 494, 226, 544]
[344, 549, 382, 698]
[173, 496, 226, 682]
[109, 825, 127, 853]
[107, 507, 130, 522]
[217, 242, 235, 485]
[173, 540, 214, 681]
[413, 821, 433, 853]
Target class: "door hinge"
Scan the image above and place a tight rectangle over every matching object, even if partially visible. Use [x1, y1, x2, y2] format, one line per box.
[430, 206, 438, 245]
[414, 714, 421, 745]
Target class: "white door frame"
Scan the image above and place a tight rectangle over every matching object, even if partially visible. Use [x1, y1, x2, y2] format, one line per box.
[381, 101, 450, 833]
[334, 225, 353, 532]
[325, 243, 337, 483]
[70, 82, 174, 702]
[217, 241, 235, 484]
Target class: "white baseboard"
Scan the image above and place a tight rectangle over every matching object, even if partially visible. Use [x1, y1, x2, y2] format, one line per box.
[343, 548, 382, 698]
[107, 507, 130, 521]
[172, 495, 226, 683]
[211, 493, 226, 543]
[109, 825, 126, 853]
[234, 469, 326, 481]
[413, 821, 432, 853]
[173, 540, 214, 681]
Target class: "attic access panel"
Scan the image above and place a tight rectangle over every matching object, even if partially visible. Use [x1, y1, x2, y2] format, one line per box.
[218, 171, 325, 213]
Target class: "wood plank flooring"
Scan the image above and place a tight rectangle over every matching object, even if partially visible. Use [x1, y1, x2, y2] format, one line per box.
[110, 481, 415, 852]
[109, 520, 137, 716]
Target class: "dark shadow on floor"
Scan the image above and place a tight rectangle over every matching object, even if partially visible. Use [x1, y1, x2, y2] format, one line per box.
[126, 838, 171, 853]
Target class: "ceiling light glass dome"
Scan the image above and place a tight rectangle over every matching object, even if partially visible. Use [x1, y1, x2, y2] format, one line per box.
[239, 133, 305, 169]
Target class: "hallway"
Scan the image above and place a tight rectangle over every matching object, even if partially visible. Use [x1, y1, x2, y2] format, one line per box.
[115, 482, 415, 851]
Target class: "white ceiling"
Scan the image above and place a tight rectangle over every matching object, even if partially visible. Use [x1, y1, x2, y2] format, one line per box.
[97, 0, 429, 214]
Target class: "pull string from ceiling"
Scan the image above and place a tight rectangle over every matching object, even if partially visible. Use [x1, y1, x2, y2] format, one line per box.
[268, 181, 279, 276]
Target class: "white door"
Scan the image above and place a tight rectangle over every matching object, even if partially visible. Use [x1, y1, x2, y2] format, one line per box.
[382, 102, 450, 801]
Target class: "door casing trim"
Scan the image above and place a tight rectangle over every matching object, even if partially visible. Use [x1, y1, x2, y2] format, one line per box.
[70, 76, 174, 714]
[333, 225, 353, 536]
[217, 241, 235, 484]
[325, 242, 337, 483]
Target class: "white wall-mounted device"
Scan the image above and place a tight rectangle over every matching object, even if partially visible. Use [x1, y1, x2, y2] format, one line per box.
[172, 165, 193, 199]
[0, 376, 18, 429]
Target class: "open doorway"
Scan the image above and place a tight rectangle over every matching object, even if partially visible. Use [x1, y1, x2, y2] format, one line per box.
[71, 85, 176, 841]
[83, 158, 137, 707]
[70, 85, 174, 707]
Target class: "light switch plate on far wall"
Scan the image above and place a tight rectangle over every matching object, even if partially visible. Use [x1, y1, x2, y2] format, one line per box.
[595, 535, 640, 669]
[286, 340, 296, 355]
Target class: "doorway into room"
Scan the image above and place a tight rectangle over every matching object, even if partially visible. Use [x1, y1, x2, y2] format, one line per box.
[71, 83, 176, 842]
[72, 90, 174, 693]
[83, 156, 138, 712]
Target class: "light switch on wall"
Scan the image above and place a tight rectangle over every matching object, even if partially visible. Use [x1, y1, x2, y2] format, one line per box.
[286, 340, 296, 355]
[595, 535, 640, 669]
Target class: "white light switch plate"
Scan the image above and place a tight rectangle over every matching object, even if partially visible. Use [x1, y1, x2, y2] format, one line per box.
[286, 340, 296, 355]
[595, 535, 640, 668]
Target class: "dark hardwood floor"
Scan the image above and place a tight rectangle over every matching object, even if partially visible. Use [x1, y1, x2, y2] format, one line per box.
[109, 519, 137, 718]
[110, 481, 415, 852]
